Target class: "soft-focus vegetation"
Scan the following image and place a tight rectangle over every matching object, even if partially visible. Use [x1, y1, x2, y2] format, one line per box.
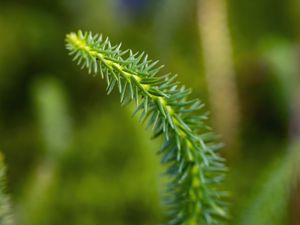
[0, 0, 300, 224]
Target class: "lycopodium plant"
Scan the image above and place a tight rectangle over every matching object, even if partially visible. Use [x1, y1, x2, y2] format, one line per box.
[66, 30, 228, 225]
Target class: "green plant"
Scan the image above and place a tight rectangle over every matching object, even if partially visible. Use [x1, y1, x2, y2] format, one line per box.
[65, 30, 228, 225]
[237, 142, 300, 225]
[0, 154, 14, 225]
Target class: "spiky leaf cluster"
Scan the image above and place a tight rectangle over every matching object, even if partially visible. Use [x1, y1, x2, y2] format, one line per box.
[65, 30, 228, 225]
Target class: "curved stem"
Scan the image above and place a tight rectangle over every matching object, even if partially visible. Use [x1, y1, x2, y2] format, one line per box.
[66, 31, 228, 225]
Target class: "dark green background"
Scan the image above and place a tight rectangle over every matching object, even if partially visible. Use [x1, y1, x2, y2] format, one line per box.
[0, 0, 299, 224]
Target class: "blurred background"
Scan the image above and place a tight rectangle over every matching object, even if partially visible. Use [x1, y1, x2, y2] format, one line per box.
[0, 0, 300, 224]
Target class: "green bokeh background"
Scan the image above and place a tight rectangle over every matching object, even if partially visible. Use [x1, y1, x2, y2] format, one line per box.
[0, 0, 300, 224]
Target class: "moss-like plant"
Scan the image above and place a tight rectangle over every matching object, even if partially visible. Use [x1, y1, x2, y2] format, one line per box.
[65, 31, 228, 225]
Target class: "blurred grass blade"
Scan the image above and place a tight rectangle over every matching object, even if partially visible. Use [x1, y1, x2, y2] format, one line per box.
[0, 153, 15, 225]
[18, 77, 72, 225]
[238, 141, 300, 225]
[33, 77, 73, 157]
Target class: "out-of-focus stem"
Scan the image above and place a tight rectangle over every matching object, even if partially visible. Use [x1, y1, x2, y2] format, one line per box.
[197, 0, 240, 156]
[290, 138, 300, 225]
[0, 153, 15, 225]
[290, 49, 300, 225]
[18, 78, 72, 225]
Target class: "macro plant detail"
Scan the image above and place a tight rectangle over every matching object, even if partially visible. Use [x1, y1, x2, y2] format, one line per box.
[66, 30, 228, 225]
